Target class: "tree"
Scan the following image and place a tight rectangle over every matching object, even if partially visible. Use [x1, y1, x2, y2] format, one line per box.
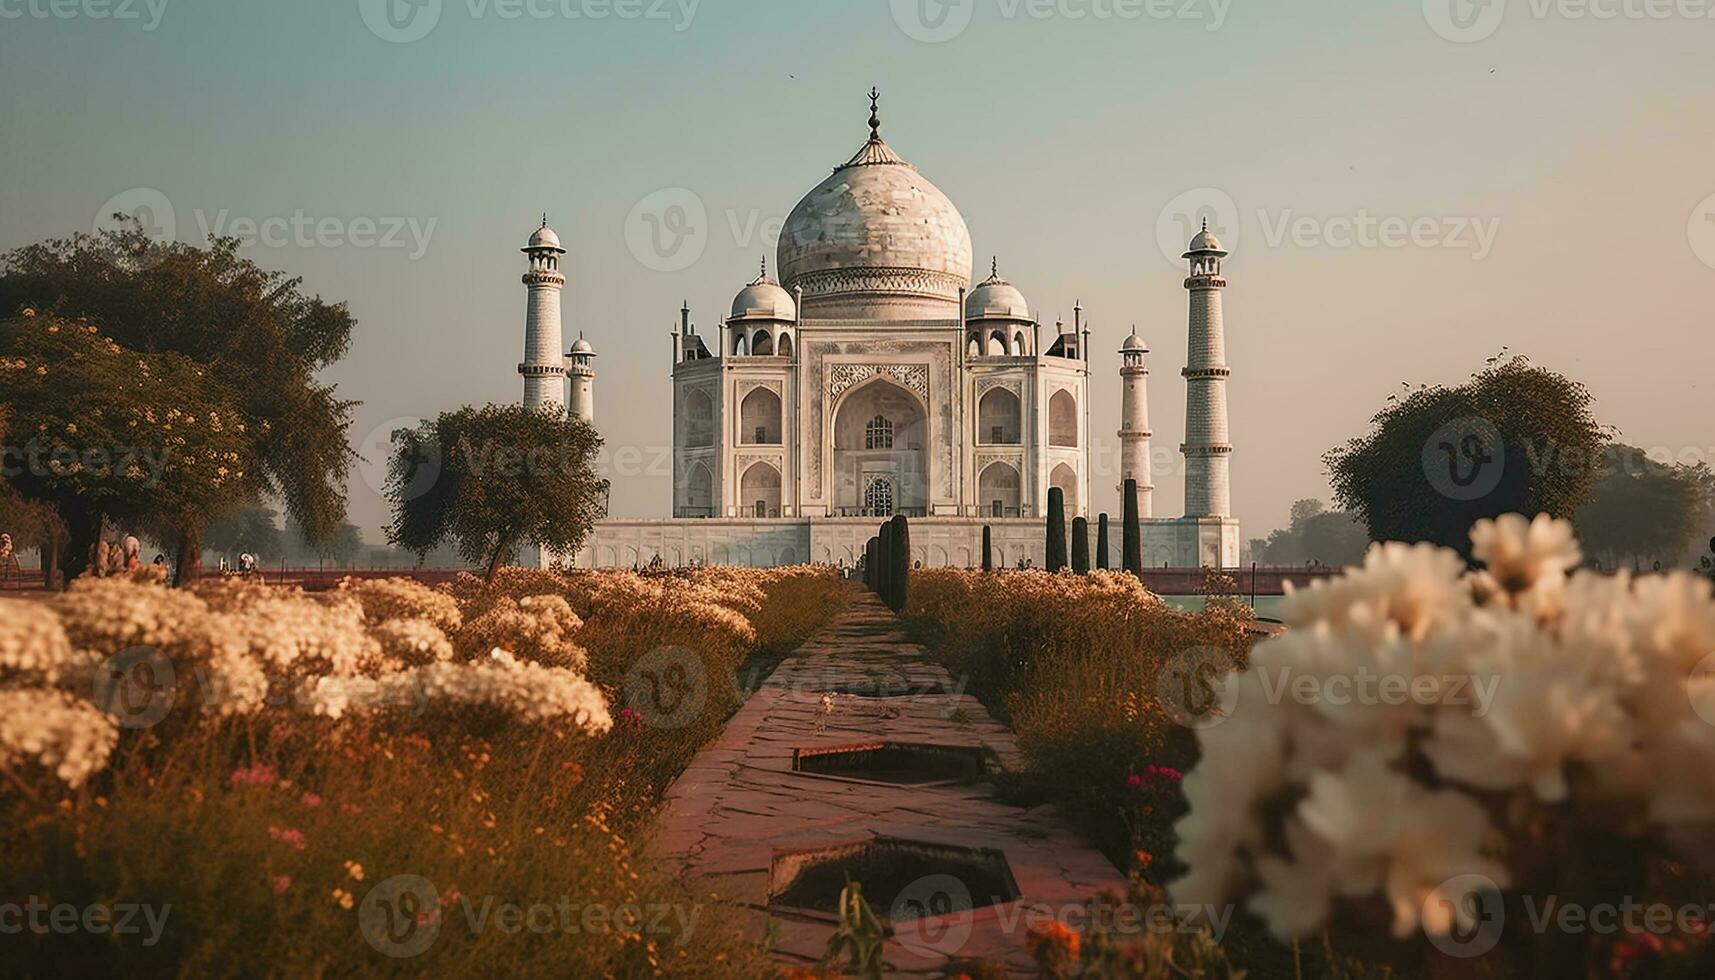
[1254, 498, 1369, 567]
[206, 504, 286, 562]
[1096, 513, 1110, 570]
[385, 405, 608, 581]
[888, 515, 910, 612]
[981, 525, 993, 573]
[1575, 445, 1715, 567]
[0, 220, 359, 581]
[1071, 517, 1090, 575]
[1122, 479, 1143, 576]
[1325, 357, 1605, 558]
[1, 313, 262, 582]
[1046, 487, 1068, 573]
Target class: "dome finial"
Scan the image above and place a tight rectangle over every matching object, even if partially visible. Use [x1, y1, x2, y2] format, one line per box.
[541, 212, 548, 228]
[1201, 216, 1209, 233]
[868, 87, 881, 140]
[761, 254, 768, 279]
[991, 255, 998, 279]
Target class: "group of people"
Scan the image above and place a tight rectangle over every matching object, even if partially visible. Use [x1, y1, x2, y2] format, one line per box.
[88, 535, 166, 577]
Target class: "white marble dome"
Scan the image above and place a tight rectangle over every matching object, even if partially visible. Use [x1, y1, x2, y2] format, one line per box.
[778, 133, 972, 316]
[731, 267, 797, 321]
[527, 222, 564, 252]
[1184, 224, 1227, 255]
[965, 266, 1030, 321]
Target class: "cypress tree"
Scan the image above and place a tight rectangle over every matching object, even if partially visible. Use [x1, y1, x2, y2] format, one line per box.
[982, 525, 993, 573]
[1123, 478, 1143, 577]
[1046, 487, 1068, 573]
[865, 536, 879, 591]
[1097, 513, 1110, 570]
[889, 514, 911, 612]
[1072, 517, 1090, 575]
[876, 526, 892, 600]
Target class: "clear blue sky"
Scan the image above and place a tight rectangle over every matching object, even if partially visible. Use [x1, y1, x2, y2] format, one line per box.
[4, 0, 1712, 542]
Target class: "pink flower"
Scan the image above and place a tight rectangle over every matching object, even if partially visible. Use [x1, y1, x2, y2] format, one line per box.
[1126, 774, 1143, 789]
[267, 826, 308, 851]
[230, 765, 277, 787]
[339, 803, 364, 815]
[268, 875, 292, 895]
[300, 793, 323, 808]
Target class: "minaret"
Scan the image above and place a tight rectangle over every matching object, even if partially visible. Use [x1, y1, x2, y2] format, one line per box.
[1180, 219, 1232, 518]
[567, 332, 597, 423]
[520, 215, 568, 414]
[1119, 325, 1154, 518]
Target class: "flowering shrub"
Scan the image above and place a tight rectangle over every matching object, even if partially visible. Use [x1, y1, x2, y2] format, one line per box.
[0, 564, 844, 976]
[1174, 514, 1715, 975]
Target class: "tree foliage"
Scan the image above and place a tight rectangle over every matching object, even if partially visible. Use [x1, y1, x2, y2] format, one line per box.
[0, 219, 359, 574]
[1, 312, 262, 578]
[1325, 357, 1605, 557]
[1574, 445, 1715, 567]
[385, 405, 607, 580]
[1252, 498, 1370, 567]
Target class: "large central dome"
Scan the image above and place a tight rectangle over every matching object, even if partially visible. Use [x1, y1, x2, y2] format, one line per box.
[777, 99, 972, 320]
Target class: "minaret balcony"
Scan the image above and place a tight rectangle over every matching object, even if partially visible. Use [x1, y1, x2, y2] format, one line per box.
[1179, 444, 1234, 456]
[518, 363, 567, 377]
[1183, 275, 1227, 289]
[522, 270, 566, 287]
[1181, 366, 1232, 380]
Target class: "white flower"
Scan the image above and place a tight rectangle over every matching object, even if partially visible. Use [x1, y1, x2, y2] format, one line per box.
[1470, 513, 1581, 602]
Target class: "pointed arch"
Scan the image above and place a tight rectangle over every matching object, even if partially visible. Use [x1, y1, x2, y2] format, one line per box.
[751, 329, 773, 356]
[684, 388, 714, 448]
[1050, 462, 1080, 516]
[977, 387, 1021, 445]
[978, 461, 1022, 518]
[1049, 389, 1079, 447]
[740, 387, 782, 445]
[740, 461, 781, 518]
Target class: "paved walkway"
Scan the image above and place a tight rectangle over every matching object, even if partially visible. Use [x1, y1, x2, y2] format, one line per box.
[651, 590, 1127, 975]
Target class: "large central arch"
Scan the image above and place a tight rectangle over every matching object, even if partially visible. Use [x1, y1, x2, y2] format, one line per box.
[831, 378, 929, 517]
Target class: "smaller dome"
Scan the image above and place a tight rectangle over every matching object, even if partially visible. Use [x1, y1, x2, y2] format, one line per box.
[1183, 218, 1228, 256]
[730, 260, 796, 320]
[965, 260, 1030, 321]
[526, 216, 565, 252]
[569, 335, 595, 355]
[1121, 330, 1148, 352]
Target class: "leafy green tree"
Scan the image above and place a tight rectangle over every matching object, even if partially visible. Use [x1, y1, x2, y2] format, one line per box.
[385, 405, 607, 581]
[1575, 445, 1715, 567]
[1325, 357, 1605, 558]
[206, 504, 285, 562]
[1254, 498, 1370, 567]
[1, 313, 261, 582]
[0, 219, 358, 580]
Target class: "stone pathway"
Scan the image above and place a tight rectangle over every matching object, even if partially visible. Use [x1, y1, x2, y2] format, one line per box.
[651, 589, 1128, 975]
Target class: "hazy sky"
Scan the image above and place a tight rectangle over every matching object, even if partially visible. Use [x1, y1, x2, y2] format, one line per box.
[3, 0, 1712, 542]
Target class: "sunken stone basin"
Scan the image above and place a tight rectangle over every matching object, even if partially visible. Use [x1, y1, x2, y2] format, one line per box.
[792, 741, 993, 787]
[768, 837, 1020, 921]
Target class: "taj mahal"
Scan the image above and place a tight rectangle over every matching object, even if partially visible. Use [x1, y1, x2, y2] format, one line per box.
[521, 93, 1240, 570]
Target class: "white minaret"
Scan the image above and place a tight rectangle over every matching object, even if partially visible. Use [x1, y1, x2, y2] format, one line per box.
[520, 216, 568, 414]
[1118, 325, 1154, 518]
[567, 333, 597, 424]
[1180, 219, 1232, 518]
